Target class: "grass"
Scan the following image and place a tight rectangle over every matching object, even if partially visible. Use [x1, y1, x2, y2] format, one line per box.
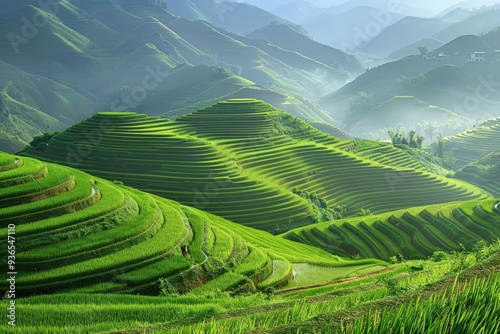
[341, 274, 500, 334]
[7, 246, 497, 334]
[285, 263, 387, 288]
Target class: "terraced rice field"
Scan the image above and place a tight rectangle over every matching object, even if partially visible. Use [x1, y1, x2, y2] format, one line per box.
[23, 99, 490, 233]
[445, 117, 500, 169]
[0, 152, 359, 296]
[284, 199, 500, 261]
[455, 150, 500, 197]
[309, 122, 356, 140]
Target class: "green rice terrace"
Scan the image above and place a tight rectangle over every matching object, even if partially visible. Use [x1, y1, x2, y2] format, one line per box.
[455, 150, 500, 197]
[284, 199, 500, 261]
[444, 117, 500, 169]
[0, 151, 499, 333]
[1, 97, 500, 332]
[0, 152, 371, 297]
[23, 99, 490, 234]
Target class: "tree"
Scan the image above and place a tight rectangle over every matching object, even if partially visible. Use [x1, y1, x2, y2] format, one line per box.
[421, 121, 438, 142]
[388, 130, 424, 149]
[409, 130, 416, 148]
[435, 133, 445, 158]
[418, 46, 428, 56]
[416, 135, 424, 149]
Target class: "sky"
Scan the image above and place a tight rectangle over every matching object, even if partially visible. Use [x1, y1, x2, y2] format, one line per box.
[399, 0, 500, 14]
[238, 0, 500, 16]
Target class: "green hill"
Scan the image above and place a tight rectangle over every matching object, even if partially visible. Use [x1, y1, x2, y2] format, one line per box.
[363, 17, 452, 58]
[455, 150, 500, 197]
[284, 199, 500, 261]
[432, 34, 492, 55]
[0, 151, 363, 296]
[445, 117, 500, 169]
[308, 122, 356, 140]
[164, 0, 294, 36]
[386, 38, 445, 61]
[22, 99, 490, 234]
[322, 55, 500, 139]
[246, 23, 364, 76]
[0, 148, 499, 334]
[0, 0, 356, 152]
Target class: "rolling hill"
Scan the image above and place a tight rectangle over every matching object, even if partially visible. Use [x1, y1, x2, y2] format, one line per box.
[363, 4, 500, 58]
[284, 199, 500, 261]
[0, 150, 366, 297]
[3, 1, 500, 333]
[0, 0, 360, 152]
[164, 0, 296, 36]
[2, 129, 500, 334]
[322, 27, 500, 139]
[444, 117, 500, 169]
[455, 150, 500, 197]
[246, 23, 364, 75]
[22, 99, 490, 234]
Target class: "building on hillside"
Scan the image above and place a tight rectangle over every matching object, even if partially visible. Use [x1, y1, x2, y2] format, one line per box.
[470, 51, 500, 62]
[470, 52, 486, 62]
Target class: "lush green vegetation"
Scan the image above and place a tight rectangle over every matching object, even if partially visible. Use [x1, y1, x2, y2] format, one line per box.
[0, 151, 364, 297]
[1, 239, 498, 333]
[3, 100, 500, 333]
[22, 99, 490, 234]
[445, 117, 500, 169]
[2, 1, 500, 332]
[284, 199, 500, 261]
[342, 274, 500, 334]
[455, 150, 500, 197]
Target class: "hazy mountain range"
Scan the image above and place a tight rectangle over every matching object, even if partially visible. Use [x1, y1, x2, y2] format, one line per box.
[1, 0, 500, 150]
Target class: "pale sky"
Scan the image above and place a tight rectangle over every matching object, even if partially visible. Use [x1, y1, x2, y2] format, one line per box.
[399, 0, 496, 14]
[240, 0, 500, 16]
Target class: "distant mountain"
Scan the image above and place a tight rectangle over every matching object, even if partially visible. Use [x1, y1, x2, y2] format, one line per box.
[361, 17, 452, 58]
[246, 23, 364, 75]
[296, 5, 404, 50]
[163, 0, 296, 36]
[271, 0, 325, 24]
[386, 38, 445, 61]
[0, 0, 361, 152]
[228, 0, 348, 12]
[322, 30, 500, 138]
[363, 5, 500, 58]
[432, 35, 492, 55]
[438, 0, 500, 16]
[326, 0, 432, 17]
[433, 6, 500, 41]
